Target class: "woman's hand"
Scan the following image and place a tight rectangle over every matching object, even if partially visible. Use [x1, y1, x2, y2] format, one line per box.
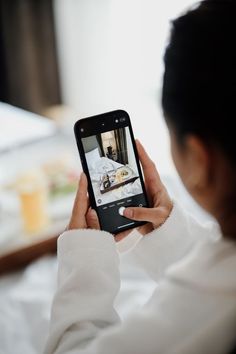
[67, 172, 100, 231]
[116, 141, 173, 241]
[67, 140, 173, 241]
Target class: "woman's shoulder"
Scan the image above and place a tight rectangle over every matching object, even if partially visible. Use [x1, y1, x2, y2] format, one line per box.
[166, 237, 236, 294]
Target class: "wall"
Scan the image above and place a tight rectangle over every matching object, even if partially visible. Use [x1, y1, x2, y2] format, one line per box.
[53, 0, 195, 177]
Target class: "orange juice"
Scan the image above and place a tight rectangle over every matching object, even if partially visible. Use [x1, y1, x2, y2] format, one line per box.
[17, 171, 49, 234]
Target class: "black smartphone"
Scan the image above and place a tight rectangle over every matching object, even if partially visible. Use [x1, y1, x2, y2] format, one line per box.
[74, 110, 149, 234]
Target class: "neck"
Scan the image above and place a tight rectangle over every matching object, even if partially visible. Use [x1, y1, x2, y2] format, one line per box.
[216, 211, 236, 240]
[210, 158, 236, 240]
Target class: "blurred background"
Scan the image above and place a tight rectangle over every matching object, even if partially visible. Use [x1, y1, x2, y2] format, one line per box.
[0, 1, 207, 354]
[0, 0, 196, 171]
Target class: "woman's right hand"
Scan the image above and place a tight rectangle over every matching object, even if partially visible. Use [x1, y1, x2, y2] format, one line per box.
[116, 140, 173, 241]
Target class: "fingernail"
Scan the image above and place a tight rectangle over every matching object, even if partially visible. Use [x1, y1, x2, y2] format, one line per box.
[90, 209, 97, 217]
[123, 208, 134, 219]
[119, 207, 125, 216]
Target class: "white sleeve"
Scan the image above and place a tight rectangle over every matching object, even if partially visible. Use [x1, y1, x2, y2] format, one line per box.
[44, 230, 230, 354]
[44, 208, 223, 354]
[44, 229, 121, 354]
[129, 201, 221, 282]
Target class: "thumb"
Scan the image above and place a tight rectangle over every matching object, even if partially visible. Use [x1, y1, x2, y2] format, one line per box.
[123, 206, 168, 226]
[86, 208, 100, 230]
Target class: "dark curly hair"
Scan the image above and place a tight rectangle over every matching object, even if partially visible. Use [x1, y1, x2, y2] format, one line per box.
[162, 0, 236, 164]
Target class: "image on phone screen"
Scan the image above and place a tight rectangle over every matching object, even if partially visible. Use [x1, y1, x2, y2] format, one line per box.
[75, 111, 148, 234]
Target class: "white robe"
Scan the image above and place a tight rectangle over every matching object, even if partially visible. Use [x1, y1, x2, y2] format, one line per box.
[44, 202, 236, 354]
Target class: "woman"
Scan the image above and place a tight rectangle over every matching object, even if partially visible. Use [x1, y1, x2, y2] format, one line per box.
[45, 1, 236, 353]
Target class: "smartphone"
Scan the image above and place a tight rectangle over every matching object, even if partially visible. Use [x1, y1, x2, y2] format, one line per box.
[74, 110, 149, 234]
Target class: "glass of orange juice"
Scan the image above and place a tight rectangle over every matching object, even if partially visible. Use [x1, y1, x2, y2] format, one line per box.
[17, 170, 49, 234]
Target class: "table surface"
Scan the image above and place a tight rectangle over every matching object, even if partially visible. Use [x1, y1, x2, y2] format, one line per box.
[0, 103, 82, 272]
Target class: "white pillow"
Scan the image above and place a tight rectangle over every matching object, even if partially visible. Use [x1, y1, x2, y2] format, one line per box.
[86, 148, 101, 170]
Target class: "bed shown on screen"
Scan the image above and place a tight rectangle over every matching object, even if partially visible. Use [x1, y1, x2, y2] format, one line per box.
[82, 127, 143, 206]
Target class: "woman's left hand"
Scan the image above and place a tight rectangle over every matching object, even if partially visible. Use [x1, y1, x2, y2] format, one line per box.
[67, 171, 151, 241]
[67, 172, 100, 231]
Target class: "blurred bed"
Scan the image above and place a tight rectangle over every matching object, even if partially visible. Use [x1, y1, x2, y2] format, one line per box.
[0, 241, 157, 354]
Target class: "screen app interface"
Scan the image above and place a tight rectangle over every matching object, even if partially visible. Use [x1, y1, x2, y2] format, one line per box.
[81, 125, 147, 232]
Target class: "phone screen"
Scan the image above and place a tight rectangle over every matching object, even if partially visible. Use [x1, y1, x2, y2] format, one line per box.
[74, 110, 148, 234]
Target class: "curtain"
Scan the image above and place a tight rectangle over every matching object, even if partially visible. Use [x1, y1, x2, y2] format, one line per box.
[0, 0, 61, 114]
[96, 134, 105, 157]
[114, 128, 128, 165]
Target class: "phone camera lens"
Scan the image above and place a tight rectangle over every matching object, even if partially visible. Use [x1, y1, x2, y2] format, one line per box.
[115, 119, 119, 123]
[80, 128, 84, 132]
[120, 117, 126, 122]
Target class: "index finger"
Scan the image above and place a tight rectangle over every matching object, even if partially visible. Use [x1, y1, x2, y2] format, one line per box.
[72, 172, 89, 219]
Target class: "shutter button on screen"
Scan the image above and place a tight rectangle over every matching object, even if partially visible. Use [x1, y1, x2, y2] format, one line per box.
[119, 207, 125, 216]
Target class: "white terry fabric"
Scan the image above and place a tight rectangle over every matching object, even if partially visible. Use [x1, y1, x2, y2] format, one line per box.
[44, 202, 236, 354]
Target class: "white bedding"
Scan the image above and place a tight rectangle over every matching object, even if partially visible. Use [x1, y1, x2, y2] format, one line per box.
[0, 252, 156, 354]
[88, 156, 143, 206]
[0, 257, 57, 354]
